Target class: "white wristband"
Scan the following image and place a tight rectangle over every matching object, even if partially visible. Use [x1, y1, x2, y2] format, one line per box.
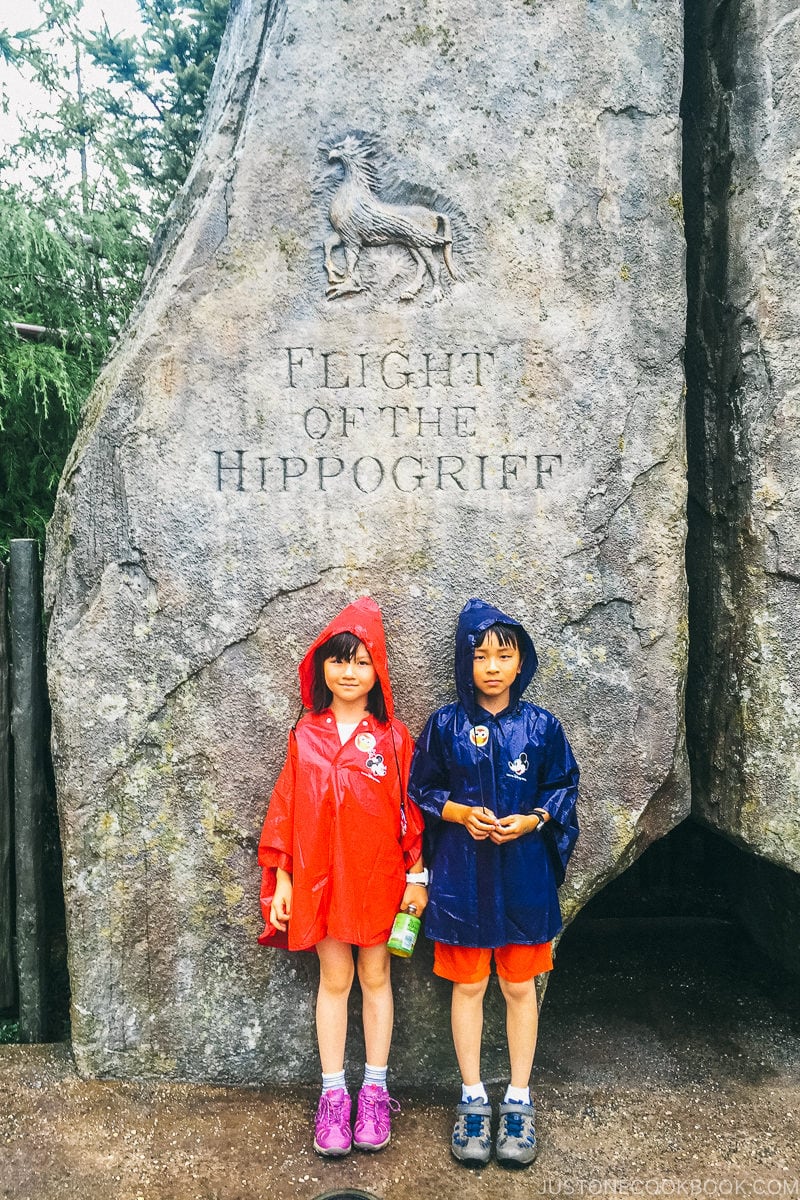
[405, 869, 429, 886]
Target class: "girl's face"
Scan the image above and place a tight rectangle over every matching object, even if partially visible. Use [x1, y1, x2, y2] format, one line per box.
[323, 640, 377, 709]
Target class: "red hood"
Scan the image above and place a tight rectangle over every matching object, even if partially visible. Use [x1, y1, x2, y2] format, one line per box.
[298, 596, 394, 720]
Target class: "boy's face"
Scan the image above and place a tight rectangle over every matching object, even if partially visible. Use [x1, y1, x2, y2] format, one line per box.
[324, 640, 377, 709]
[472, 631, 522, 713]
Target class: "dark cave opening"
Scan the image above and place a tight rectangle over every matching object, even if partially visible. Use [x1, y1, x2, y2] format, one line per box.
[537, 819, 800, 1088]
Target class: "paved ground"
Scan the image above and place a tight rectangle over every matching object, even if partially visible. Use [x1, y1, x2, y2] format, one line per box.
[1, 922, 799, 1200]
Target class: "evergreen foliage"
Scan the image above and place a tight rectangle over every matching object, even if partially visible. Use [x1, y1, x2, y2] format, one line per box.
[0, 0, 229, 553]
[0, 196, 101, 546]
[88, 0, 230, 215]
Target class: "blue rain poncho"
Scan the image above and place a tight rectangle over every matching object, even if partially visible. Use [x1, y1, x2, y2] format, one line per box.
[408, 598, 580, 947]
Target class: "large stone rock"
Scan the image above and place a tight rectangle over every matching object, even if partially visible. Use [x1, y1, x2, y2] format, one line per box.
[45, 0, 688, 1082]
[686, 0, 800, 875]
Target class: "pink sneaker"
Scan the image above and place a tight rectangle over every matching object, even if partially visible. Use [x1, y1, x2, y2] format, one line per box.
[313, 1088, 352, 1157]
[353, 1084, 400, 1151]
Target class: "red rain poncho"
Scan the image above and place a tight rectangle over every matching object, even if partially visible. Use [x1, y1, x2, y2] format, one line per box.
[257, 597, 424, 950]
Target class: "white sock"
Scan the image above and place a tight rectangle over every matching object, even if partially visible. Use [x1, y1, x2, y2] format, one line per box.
[504, 1084, 531, 1105]
[461, 1082, 489, 1104]
[321, 1069, 347, 1094]
[362, 1063, 388, 1089]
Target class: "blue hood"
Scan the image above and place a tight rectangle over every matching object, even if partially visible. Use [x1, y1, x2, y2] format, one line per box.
[454, 598, 539, 720]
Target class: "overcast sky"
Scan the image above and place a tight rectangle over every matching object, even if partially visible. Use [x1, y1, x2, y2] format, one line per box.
[1, 0, 143, 146]
[7, 0, 141, 44]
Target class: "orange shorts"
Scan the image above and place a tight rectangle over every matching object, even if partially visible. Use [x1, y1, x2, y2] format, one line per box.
[433, 941, 553, 984]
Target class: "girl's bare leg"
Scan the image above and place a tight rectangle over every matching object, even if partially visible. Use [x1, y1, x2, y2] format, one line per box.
[450, 977, 490, 1087]
[316, 937, 355, 1073]
[357, 943, 394, 1067]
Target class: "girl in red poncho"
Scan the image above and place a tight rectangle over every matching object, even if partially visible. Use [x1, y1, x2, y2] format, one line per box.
[258, 597, 427, 1158]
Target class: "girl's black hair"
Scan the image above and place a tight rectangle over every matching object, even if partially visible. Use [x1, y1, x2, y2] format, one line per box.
[311, 631, 388, 722]
[474, 621, 522, 651]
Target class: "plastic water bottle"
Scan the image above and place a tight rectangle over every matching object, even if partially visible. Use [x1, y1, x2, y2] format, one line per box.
[387, 905, 421, 958]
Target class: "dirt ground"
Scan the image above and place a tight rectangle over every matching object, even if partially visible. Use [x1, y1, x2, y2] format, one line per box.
[1, 922, 798, 1200]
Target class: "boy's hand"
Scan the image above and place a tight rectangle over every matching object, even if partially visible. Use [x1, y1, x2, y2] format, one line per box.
[400, 883, 428, 915]
[465, 807, 499, 840]
[443, 800, 498, 840]
[270, 869, 293, 931]
[489, 812, 541, 843]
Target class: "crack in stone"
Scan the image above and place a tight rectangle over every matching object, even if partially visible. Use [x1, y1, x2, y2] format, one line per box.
[567, 452, 673, 560]
[145, 0, 287, 287]
[103, 568, 348, 789]
[767, 4, 800, 41]
[595, 104, 659, 121]
[588, 456, 670, 536]
[117, 544, 158, 590]
[765, 567, 800, 586]
[562, 596, 664, 650]
[562, 596, 635, 630]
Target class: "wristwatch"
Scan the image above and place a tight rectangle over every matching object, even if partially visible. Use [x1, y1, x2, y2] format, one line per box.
[405, 869, 430, 886]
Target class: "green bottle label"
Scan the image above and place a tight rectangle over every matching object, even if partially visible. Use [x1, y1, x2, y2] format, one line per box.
[387, 909, 421, 957]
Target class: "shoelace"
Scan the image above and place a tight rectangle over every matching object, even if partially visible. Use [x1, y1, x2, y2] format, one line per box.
[362, 1091, 400, 1120]
[319, 1093, 347, 1124]
[503, 1109, 535, 1145]
[504, 1110, 525, 1138]
[464, 1112, 488, 1138]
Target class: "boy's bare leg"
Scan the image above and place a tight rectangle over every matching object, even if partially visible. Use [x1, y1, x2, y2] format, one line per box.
[316, 936, 355, 1073]
[357, 942, 394, 1067]
[451, 978, 490, 1087]
[498, 975, 539, 1087]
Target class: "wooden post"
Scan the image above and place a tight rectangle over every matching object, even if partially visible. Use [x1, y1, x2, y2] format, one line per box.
[0, 560, 14, 1011]
[9, 540, 48, 1041]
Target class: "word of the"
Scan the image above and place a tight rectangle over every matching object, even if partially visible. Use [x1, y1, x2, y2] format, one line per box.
[301, 404, 479, 439]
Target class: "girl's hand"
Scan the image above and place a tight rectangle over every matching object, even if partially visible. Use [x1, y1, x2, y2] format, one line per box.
[489, 812, 540, 844]
[400, 883, 428, 916]
[270, 870, 293, 931]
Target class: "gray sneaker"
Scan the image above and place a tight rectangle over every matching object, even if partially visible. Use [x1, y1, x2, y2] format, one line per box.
[451, 1099, 492, 1165]
[496, 1100, 537, 1166]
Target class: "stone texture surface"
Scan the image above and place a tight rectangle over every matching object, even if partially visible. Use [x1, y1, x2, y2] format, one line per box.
[685, 0, 800, 874]
[45, 0, 688, 1082]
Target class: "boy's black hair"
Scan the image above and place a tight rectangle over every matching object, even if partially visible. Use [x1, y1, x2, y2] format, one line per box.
[474, 621, 522, 651]
[311, 631, 388, 722]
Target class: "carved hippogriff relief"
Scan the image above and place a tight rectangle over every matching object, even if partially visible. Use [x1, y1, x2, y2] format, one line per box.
[316, 131, 475, 303]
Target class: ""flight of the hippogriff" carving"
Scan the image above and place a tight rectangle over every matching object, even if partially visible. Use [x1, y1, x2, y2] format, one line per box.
[317, 131, 474, 302]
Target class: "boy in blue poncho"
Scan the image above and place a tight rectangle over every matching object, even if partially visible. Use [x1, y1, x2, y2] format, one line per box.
[408, 598, 579, 1167]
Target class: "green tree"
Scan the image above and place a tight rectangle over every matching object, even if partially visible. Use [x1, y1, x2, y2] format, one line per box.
[88, 0, 230, 218]
[0, 194, 109, 545]
[0, 0, 229, 551]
